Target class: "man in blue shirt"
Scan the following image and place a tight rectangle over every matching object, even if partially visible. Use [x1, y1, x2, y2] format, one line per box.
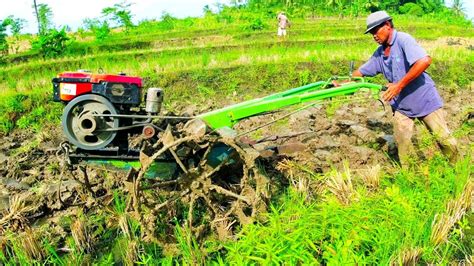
[352, 11, 458, 165]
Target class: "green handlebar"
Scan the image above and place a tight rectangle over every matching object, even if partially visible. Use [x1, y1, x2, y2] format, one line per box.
[198, 80, 384, 130]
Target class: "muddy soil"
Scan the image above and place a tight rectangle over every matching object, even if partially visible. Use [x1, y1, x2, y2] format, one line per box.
[235, 88, 473, 172]
[0, 86, 472, 254]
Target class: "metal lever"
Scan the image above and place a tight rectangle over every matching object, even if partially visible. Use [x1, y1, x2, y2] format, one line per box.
[349, 61, 354, 81]
[378, 86, 388, 111]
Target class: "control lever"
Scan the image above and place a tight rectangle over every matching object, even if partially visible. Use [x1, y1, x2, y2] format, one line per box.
[378, 86, 389, 111]
[349, 61, 354, 81]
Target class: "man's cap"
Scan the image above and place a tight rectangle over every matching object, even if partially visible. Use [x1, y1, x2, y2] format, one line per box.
[365, 11, 391, 34]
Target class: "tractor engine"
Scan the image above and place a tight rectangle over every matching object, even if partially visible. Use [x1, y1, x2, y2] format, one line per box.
[52, 71, 163, 154]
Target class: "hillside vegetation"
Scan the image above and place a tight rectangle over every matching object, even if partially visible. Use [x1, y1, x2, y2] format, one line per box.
[0, 5, 473, 265]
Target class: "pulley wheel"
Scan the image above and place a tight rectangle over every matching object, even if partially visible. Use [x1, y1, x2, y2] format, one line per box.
[62, 94, 119, 150]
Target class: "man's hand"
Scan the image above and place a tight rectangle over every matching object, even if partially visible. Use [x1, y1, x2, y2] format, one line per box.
[331, 80, 353, 87]
[381, 56, 431, 102]
[382, 82, 403, 101]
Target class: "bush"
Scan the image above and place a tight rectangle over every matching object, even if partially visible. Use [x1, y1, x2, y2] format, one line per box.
[159, 12, 177, 30]
[95, 22, 111, 42]
[83, 18, 111, 42]
[245, 17, 266, 31]
[399, 3, 424, 17]
[32, 27, 71, 58]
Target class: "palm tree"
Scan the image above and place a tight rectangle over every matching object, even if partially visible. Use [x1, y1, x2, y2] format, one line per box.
[452, 0, 466, 17]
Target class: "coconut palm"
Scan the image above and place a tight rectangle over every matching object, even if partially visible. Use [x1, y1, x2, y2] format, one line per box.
[452, 0, 466, 17]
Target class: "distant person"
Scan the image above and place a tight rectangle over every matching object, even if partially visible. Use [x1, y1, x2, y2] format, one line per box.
[352, 11, 458, 166]
[277, 12, 290, 37]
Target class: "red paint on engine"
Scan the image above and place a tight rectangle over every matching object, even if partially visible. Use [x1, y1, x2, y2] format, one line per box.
[57, 72, 142, 101]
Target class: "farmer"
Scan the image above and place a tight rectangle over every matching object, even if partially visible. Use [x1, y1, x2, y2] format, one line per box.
[277, 12, 290, 37]
[352, 11, 458, 165]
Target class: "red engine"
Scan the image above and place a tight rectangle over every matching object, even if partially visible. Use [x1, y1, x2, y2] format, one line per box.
[53, 71, 143, 106]
[53, 71, 163, 152]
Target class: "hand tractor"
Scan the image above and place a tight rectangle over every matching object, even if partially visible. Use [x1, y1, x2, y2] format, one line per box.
[53, 69, 386, 237]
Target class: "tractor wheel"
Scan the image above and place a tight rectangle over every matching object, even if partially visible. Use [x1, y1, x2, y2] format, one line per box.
[137, 131, 269, 240]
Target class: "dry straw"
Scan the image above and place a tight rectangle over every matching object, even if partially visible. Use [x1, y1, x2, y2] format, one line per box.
[390, 247, 423, 266]
[360, 164, 382, 190]
[71, 218, 93, 253]
[0, 193, 35, 230]
[430, 181, 473, 245]
[326, 163, 357, 205]
[124, 240, 139, 266]
[19, 227, 44, 260]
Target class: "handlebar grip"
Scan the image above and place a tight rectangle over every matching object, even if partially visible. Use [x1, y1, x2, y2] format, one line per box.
[381, 86, 388, 91]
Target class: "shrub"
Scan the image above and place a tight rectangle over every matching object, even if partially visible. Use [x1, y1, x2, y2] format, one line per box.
[83, 18, 111, 42]
[399, 3, 424, 17]
[245, 17, 266, 31]
[159, 12, 177, 30]
[32, 27, 71, 58]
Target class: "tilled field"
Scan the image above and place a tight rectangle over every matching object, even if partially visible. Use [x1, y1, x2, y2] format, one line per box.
[0, 85, 472, 258]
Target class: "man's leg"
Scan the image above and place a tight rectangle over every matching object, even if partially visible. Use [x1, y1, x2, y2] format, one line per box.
[421, 108, 459, 162]
[393, 111, 416, 166]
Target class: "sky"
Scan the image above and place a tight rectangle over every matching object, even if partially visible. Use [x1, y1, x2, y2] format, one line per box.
[0, 0, 472, 34]
[0, 0, 230, 34]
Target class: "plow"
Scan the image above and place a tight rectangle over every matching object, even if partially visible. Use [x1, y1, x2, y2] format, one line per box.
[53, 70, 386, 238]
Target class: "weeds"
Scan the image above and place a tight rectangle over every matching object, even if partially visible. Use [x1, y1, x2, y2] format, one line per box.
[175, 225, 205, 265]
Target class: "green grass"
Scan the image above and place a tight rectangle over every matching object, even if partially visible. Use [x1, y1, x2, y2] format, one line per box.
[221, 154, 472, 264]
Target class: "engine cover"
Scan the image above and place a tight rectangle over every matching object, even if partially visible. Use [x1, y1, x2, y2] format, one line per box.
[52, 71, 143, 106]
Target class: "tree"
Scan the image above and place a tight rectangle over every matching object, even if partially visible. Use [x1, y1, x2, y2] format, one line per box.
[0, 21, 8, 57]
[102, 1, 134, 31]
[38, 3, 53, 35]
[32, 0, 41, 34]
[3, 16, 27, 53]
[326, 0, 343, 15]
[451, 0, 466, 17]
[83, 18, 110, 42]
[3, 16, 27, 36]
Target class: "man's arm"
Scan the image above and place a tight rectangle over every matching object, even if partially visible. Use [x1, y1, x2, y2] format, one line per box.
[382, 56, 432, 101]
[352, 69, 363, 77]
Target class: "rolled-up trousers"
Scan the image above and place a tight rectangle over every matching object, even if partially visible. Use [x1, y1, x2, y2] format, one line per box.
[393, 108, 458, 165]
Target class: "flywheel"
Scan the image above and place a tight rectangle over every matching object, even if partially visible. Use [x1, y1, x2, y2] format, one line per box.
[61, 94, 119, 150]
